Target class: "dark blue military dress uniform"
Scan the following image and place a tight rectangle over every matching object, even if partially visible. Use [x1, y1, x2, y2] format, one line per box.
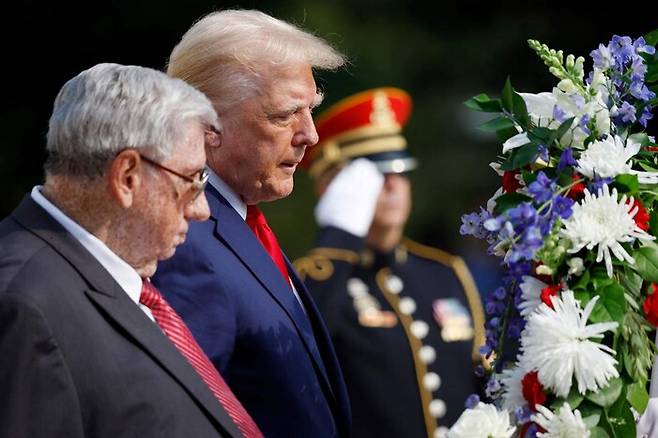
[295, 226, 485, 438]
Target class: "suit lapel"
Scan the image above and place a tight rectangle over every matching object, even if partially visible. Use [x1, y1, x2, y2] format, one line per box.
[205, 186, 331, 387]
[11, 196, 242, 438]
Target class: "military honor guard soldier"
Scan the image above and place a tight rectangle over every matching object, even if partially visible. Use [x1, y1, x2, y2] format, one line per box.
[294, 88, 486, 438]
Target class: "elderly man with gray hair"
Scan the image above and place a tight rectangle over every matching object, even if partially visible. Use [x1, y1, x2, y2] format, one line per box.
[0, 63, 252, 437]
[152, 9, 351, 438]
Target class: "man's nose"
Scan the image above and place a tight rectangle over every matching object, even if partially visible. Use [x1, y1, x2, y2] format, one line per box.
[293, 109, 319, 147]
[185, 191, 211, 222]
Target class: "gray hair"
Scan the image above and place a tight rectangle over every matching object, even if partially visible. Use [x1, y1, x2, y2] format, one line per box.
[167, 9, 346, 113]
[45, 62, 220, 177]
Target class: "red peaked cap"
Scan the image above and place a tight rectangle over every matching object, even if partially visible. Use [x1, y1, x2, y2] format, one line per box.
[300, 87, 416, 178]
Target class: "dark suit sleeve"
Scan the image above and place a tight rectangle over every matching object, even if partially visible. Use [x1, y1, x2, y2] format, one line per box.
[0, 294, 84, 438]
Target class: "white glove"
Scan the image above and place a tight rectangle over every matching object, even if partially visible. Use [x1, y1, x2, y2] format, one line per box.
[315, 158, 384, 238]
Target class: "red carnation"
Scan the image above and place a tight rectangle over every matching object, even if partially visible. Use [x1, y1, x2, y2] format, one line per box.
[540, 284, 561, 309]
[521, 371, 546, 410]
[567, 174, 585, 201]
[502, 170, 521, 193]
[643, 283, 658, 327]
[627, 198, 650, 231]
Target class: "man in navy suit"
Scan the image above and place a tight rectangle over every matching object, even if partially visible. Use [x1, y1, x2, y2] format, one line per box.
[0, 63, 243, 437]
[153, 10, 351, 438]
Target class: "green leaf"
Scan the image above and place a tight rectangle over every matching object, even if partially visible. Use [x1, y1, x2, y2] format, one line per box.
[495, 126, 521, 143]
[551, 117, 576, 145]
[463, 94, 503, 112]
[573, 289, 592, 305]
[588, 299, 613, 324]
[512, 92, 530, 127]
[492, 192, 533, 214]
[619, 268, 642, 298]
[598, 284, 626, 323]
[650, 208, 658, 237]
[572, 269, 591, 291]
[645, 29, 658, 47]
[592, 274, 614, 291]
[626, 381, 649, 413]
[632, 241, 658, 283]
[583, 413, 602, 429]
[527, 127, 552, 144]
[589, 427, 611, 438]
[501, 76, 514, 112]
[479, 116, 516, 132]
[551, 387, 585, 410]
[499, 143, 539, 171]
[586, 377, 623, 407]
[612, 174, 639, 195]
[606, 395, 636, 438]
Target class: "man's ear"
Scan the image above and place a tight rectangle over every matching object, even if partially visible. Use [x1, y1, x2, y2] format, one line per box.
[205, 126, 222, 149]
[108, 149, 142, 208]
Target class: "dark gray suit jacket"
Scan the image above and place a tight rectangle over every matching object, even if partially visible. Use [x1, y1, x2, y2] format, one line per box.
[0, 195, 242, 438]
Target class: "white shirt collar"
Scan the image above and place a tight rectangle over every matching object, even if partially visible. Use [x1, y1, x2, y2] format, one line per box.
[207, 169, 247, 220]
[30, 186, 143, 306]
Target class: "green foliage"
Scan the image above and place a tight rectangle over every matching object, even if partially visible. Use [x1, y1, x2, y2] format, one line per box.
[605, 395, 636, 437]
[612, 174, 639, 195]
[528, 39, 587, 94]
[492, 192, 532, 214]
[479, 116, 516, 132]
[620, 311, 655, 382]
[632, 241, 658, 283]
[626, 381, 649, 413]
[586, 377, 623, 408]
[463, 93, 503, 112]
[551, 387, 585, 410]
[645, 29, 658, 46]
[499, 144, 538, 171]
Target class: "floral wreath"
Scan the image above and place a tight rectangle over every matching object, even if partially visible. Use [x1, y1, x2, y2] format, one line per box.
[454, 30, 658, 438]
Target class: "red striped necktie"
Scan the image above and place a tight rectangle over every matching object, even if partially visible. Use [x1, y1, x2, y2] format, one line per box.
[246, 205, 290, 282]
[140, 280, 262, 438]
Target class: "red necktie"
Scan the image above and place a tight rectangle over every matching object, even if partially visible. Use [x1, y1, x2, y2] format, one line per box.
[246, 205, 289, 282]
[140, 280, 262, 438]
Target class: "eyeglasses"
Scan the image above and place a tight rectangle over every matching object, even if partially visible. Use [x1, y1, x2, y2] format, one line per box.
[139, 154, 209, 201]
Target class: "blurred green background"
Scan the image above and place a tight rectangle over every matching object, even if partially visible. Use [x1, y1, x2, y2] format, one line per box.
[1, 1, 656, 293]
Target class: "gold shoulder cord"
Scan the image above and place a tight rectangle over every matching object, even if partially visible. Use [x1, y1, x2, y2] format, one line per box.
[402, 238, 486, 365]
[376, 267, 436, 438]
[293, 247, 360, 282]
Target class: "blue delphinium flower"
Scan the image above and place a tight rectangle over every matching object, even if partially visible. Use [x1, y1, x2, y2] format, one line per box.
[528, 172, 555, 203]
[464, 394, 480, 409]
[612, 101, 637, 125]
[551, 195, 575, 220]
[557, 148, 577, 172]
[592, 35, 655, 130]
[588, 175, 613, 193]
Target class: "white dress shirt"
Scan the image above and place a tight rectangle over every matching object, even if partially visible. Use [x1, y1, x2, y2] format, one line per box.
[207, 170, 306, 310]
[31, 186, 154, 321]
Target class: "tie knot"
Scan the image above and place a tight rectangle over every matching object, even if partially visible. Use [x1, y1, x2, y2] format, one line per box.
[246, 205, 266, 226]
[140, 279, 163, 309]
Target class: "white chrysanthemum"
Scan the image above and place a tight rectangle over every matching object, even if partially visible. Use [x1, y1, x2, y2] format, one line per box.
[447, 402, 515, 438]
[499, 361, 529, 411]
[560, 184, 654, 277]
[518, 275, 548, 317]
[577, 135, 658, 183]
[577, 135, 638, 178]
[533, 403, 590, 438]
[520, 290, 619, 398]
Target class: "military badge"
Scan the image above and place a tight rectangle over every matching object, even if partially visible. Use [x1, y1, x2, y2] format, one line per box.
[432, 298, 474, 341]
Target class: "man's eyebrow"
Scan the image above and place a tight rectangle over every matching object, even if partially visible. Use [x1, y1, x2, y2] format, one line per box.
[312, 91, 324, 108]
